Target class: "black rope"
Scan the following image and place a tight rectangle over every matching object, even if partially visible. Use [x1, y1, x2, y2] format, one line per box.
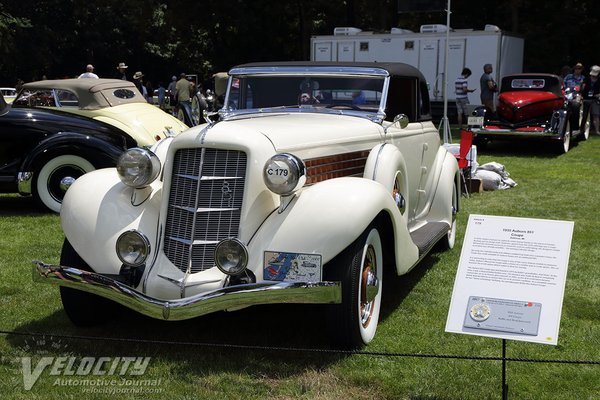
[1, 329, 599, 365]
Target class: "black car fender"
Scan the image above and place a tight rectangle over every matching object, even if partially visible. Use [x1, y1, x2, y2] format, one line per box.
[20, 131, 127, 173]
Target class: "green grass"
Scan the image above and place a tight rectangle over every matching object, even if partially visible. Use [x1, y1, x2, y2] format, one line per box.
[2, 135, 600, 399]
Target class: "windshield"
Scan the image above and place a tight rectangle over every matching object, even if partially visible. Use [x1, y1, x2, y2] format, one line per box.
[224, 75, 385, 113]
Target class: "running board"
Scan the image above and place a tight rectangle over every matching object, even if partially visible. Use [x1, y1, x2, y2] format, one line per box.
[409, 221, 450, 258]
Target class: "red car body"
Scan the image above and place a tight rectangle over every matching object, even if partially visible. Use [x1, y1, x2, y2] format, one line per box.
[470, 73, 588, 153]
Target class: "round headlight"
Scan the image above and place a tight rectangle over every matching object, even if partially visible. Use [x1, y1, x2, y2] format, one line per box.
[263, 153, 306, 196]
[214, 239, 248, 275]
[116, 230, 150, 267]
[117, 148, 161, 188]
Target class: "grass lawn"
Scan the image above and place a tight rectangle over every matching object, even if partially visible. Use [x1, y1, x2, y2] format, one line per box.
[1, 132, 600, 399]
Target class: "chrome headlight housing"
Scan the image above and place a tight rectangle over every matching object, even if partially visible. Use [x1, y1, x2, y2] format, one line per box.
[262, 153, 306, 196]
[214, 239, 248, 275]
[116, 230, 150, 267]
[117, 148, 161, 188]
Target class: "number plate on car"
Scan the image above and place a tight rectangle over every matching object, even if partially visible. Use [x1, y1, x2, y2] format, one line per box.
[468, 116, 484, 126]
[263, 251, 322, 282]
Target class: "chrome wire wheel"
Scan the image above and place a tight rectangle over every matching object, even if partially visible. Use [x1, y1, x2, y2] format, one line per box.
[359, 246, 377, 328]
[354, 228, 383, 344]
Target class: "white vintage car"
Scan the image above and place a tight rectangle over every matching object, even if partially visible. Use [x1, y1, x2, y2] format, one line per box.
[34, 62, 460, 347]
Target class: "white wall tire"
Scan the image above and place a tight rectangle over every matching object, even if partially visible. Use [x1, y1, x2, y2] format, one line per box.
[438, 181, 458, 250]
[34, 155, 95, 213]
[579, 105, 590, 141]
[355, 228, 383, 344]
[559, 128, 571, 154]
[329, 226, 383, 347]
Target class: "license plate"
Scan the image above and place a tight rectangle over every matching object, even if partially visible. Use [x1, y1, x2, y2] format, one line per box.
[468, 116, 484, 126]
[263, 251, 322, 282]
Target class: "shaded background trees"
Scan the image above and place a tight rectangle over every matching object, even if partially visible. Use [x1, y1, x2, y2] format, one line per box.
[1, 0, 598, 88]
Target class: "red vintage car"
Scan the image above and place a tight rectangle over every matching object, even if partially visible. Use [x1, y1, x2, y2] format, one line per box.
[469, 73, 589, 153]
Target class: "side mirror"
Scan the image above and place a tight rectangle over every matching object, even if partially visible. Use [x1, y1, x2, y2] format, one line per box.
[393, 114, 409, 129]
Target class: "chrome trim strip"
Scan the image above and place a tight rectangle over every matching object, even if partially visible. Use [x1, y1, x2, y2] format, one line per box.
[228, 66, 390, 77]
[33, 261, 342, 321]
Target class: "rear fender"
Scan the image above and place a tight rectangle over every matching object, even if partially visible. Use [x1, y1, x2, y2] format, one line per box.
[426, 150, 460, 224]
[363, 143, 410, 222]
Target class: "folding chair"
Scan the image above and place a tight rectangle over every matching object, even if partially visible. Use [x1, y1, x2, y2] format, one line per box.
[457, 129, 474, 197]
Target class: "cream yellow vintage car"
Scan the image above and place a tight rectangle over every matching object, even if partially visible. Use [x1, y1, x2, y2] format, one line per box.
[3, 79, 187, 212]
[34, 62, 460, 347]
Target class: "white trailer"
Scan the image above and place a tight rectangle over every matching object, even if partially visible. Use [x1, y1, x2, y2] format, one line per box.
[311, 24, 524, 114]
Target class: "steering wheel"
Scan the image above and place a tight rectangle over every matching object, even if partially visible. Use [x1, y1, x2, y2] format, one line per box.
[326, 103, 361, 111]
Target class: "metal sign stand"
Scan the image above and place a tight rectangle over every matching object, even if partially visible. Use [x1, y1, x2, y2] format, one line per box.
[502, 339, 508, 400]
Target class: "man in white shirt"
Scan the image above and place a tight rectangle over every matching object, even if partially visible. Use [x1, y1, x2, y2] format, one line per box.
[78, 64, 99, 79]
[455, 68, 475, 129]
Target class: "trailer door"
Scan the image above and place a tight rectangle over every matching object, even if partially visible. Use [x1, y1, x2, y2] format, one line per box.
[419, 40, 440, 100]
[337, 41, 355, 62]
[313, 41, 333, 61]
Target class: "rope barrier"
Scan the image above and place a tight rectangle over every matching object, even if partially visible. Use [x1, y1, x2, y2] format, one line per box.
[2, 329, 599, 365]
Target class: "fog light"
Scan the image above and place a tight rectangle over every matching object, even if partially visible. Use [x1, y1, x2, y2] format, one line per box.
[214, 239, 248, 275]
[116, 230, 150, 267]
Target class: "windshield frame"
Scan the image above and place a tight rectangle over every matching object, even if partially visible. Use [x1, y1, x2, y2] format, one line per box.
[219, 66, 390, 124]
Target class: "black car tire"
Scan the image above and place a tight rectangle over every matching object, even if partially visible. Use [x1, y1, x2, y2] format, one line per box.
[59, 239, 117, 326]
[327, 226, 383, 348]
[33, 154, 95, 213]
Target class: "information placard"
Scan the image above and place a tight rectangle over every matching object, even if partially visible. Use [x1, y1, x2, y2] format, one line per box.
[445, 214, 574, 345]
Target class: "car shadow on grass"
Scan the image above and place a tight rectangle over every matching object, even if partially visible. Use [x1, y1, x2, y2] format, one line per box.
[0, 194, 47, 216]
[6, 253, 440, 377]
[476, 138, 585, 158]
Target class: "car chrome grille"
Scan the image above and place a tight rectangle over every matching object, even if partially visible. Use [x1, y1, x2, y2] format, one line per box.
[164, 148, 247, 274]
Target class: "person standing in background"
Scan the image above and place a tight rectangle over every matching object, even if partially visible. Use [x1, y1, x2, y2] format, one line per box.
[480, 63, 498, 116]
[454, 67, 475, 129]
[78, 64, 99, 79]
[175, 73, 192, 121]
[115, 62, 128, 80]
[564, 62, 585, 90]
[580, 65, 600, 135]
[167, 75, 178, 115]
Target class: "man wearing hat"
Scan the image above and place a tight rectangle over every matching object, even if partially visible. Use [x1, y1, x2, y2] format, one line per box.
[78, 64, 99, 79]
[115, 62, 128, 80]
[581, 65, 600, 135]
[564, 63, 585, 90]
[132, 71, 147, 98]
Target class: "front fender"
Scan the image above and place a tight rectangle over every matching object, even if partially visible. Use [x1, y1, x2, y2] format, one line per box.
[60, 168, 162, 274]
[247, 177, 419, 276]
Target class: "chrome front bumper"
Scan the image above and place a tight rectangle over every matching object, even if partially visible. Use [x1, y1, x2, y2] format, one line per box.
[33, 261, 342, 321]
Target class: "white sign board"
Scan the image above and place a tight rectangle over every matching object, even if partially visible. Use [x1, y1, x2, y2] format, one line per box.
[445, 214, 574, 345]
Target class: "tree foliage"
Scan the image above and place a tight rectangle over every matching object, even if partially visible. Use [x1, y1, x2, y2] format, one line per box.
[1, 0, 599, 87]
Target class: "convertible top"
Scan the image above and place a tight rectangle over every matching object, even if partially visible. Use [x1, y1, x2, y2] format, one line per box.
[18, 78, 145, 109]
[229, 61, 431, 122]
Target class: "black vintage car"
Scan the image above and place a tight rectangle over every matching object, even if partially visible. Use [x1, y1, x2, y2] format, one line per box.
[0, 79, 188, 212]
